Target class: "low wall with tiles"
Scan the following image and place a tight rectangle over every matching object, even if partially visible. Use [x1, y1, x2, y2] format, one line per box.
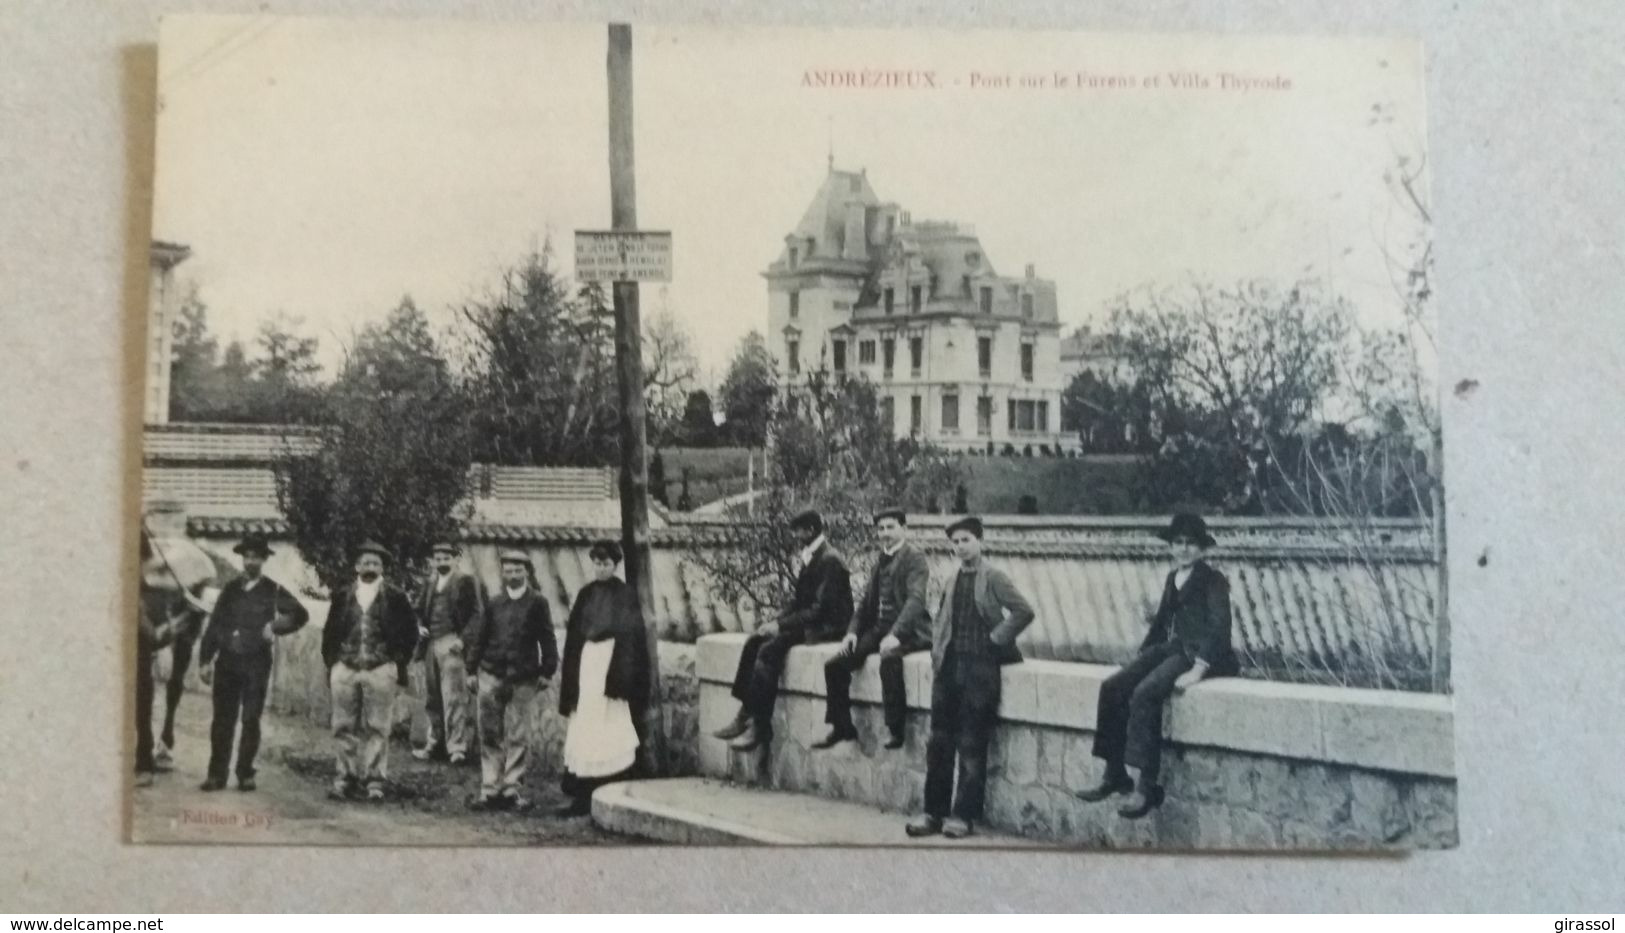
[696, 633, 1457, 849]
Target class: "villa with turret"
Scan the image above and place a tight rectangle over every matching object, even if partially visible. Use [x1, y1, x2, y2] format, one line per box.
[763, 167, 1078, 453]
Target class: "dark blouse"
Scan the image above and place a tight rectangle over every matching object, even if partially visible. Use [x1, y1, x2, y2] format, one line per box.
[559, 578, 652, 717]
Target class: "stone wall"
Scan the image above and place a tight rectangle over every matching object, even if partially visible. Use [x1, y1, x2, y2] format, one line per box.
[186, 518, 1441, 689]
[697, 633, 1457, 850]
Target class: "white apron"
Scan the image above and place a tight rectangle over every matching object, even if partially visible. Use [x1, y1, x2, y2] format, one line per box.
[561, 638, 640, 778]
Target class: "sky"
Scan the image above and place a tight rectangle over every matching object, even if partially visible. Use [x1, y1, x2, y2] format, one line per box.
[153, 16, 1430, 381]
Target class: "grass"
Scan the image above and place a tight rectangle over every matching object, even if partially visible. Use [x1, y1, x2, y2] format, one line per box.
[653, 446, 1145, 515]
[652, 446, 757, 507]
[956, 454, 1144, 515]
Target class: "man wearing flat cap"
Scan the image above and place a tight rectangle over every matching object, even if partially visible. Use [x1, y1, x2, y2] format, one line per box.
[463, 548, 558, 811]
[1076, 512, 1237, 818]
[194, 533, 309, 792]
[412, 541, 483, 766]
[713, 509, 854, 752]
[320, 540, 419, 801]
[906, 516, 1035, 839]
[814, 506, 932, 751]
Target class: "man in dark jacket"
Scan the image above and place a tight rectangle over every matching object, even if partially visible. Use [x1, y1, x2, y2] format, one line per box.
[906, 516, 1035, 839]
[411, 541, 483, 765]
[320, 540, 418, 801]
[463, 548, 558, 811]
[814, 506, 932, 751]
[196, 534, 310, 792]
[1076, 512, 1237, 818]
[713, 509, 854, 752]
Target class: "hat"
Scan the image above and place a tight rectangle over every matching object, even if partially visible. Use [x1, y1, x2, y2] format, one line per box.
[497, 548, 534, 568]
[1156, 512, 1216, 548]
[945, 516, 985, 540]
[233, 533, 274, 557]
[788, 509, 824, 535]
[872, 506, 907, 526]
[429, 541, 460, 556]
[354, 540, 393, 562]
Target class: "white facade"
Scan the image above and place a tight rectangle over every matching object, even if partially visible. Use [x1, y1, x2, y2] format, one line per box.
[764, 169, 1077, 453]
[146, 241, 191, 425]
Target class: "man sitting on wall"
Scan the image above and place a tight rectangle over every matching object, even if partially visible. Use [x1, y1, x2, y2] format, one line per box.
[905, 516, 1035, 840]
[814, 506, 932, 751]
[1076, 512, 1238, 818]
[712, 509, 854, 752]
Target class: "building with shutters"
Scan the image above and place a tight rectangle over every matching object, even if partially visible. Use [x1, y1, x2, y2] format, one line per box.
[763, 167, 1077, 453]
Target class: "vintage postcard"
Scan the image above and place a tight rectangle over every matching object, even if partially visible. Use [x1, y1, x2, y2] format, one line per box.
[134, 15, 1450, 849]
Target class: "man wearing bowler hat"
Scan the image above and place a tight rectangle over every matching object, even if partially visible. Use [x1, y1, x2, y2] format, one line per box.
[713, 508, 854, 752]
[321, 540, 419, 801]
[412, 540, 483, 765]
[196, 533, 309, 792]
[906, 516, 1034, 839]
[463, 548, 558, 811]
[1075, 512, 1237, 818]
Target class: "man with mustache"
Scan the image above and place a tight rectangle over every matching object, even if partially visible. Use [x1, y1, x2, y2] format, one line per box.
[320, 540, 419, 801]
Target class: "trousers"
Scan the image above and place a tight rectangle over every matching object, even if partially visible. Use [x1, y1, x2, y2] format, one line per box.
[922, 645, 1003, 821]
[423, 634, 471, 756]
[1090, 641, 1193, 784]
[161, 627, 199, 749]
[477, 671, 538, 800]
[207, 652, 274, 781]
[729, 631, 800, 730]
[136, 644, 156, 773]
[822, 633, 929, 735]
[330, 661, 397, 789]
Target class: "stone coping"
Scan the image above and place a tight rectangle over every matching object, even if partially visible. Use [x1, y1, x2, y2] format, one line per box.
[591, 778, 1046, 847]
[697, 633, 1454, 780]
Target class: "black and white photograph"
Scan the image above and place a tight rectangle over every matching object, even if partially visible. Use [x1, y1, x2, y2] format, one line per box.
[132, 15, 1450, 849]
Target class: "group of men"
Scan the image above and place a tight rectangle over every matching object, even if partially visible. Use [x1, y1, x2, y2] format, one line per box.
[137, 534, 563, 812]
[712, 507, 1235, 839]
[138, 506, 1236, 838]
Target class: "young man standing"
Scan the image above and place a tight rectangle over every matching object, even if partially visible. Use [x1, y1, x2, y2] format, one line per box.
[905, 516, 1034, 840]
[320, 540, 419, 801]
[713, 509, 853, 752]
[1075, 512, 1237, 818]
[196, 534, 309, 792]
[814, 506, 931, 751]
[463, 549, 558, 811]
[412, 541, 482, 766]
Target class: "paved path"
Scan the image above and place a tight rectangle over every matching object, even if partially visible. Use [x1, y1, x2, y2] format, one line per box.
[593, 777, 1053, 848]
[132, 692, 632, 846]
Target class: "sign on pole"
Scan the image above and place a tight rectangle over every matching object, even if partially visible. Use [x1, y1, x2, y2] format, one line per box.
[574, 230, 673, 283]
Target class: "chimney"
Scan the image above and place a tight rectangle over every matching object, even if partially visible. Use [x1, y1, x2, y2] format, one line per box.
[1025, 263, 1036, 279]
[843, 203, 868, 261]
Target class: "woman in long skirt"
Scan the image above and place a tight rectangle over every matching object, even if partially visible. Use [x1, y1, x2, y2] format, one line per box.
[557, 540, 650, 817]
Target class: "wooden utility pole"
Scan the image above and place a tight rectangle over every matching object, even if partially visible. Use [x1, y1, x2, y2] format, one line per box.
[606, 23, 663, 770]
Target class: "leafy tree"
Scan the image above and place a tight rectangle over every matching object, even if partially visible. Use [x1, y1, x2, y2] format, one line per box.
[679, 389, 718, 447]
[717, 330, 775, 447]
[275, 297, 473, 589]
[251, 312, 323, 422]
[454, 249, 620, 466]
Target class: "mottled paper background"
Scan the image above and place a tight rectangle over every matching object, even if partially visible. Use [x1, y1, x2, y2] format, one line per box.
[2, 0, 1622, 912]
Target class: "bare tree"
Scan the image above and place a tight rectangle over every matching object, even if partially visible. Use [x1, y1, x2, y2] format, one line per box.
[642, 299, 700, 446]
